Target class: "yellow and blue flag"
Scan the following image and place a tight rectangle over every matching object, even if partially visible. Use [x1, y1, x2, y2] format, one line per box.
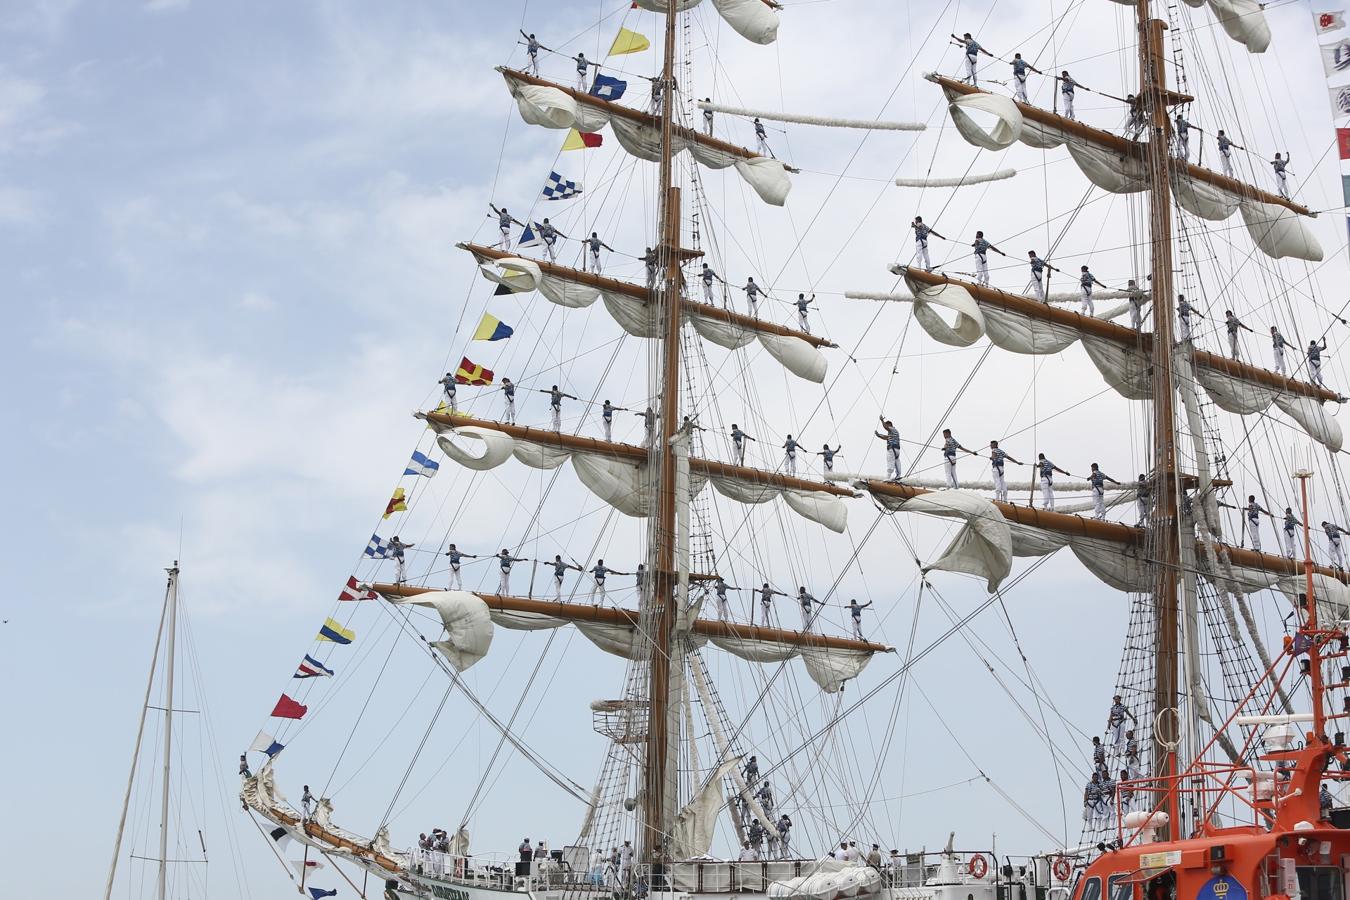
[318, 617, 355, 645]
[472, 313, 514, 342]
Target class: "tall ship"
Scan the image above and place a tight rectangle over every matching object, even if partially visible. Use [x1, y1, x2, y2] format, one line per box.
[240, 2, 1350, 899]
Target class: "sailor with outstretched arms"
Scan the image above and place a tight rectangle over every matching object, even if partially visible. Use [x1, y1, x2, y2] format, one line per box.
[1035, 453, 1070, 510]
[636, 406, 656, 448]
[1177, 294, 1202, 342]
[549, 554, 582, 600]
[1307, 337, 1329, 387]
[713, 576, 736, 621]
[952, 32, 993, 86]
[438, 371, 458, 411]
[911, 216, 944, 272]
[489, 204, 524, 250]
[1125, 279, 1149, 331]
[388, 535, 414, 584]
[796, 586, 822, 631]
[730, 423, 756, 465]
[876, 417, 902, 481]
[445, 543, 479, 590]
[817, 443, 842, 473]
[757, 583, 787, 626]
[988, 439, 1022, 502]
[846, 598, 873, 640]
[753, 117, 771, 157]
[572, 52, 594, 91]
[1027, 250, 1059, 302]
[1216, 129, 1243, 178]
[537, 218, 563, 262]
[1241, 495, 1272, 552]
[1323, 521, 1347, 570]
[585, 231, 614, 274]
[1224, 309, 1254, 360]
[496, 549, 526, 594]
[1088, 463, 1121, 520]
[541, 384, 578, 432]
[940, 428, 976, 489]
[781, 434, 801, 476]
[795, 293, 815, 333]
[971, 231, 1006, 286]
[742, 276, 765, 316]
[1173, 112, 1192, 160]
[1282, 507, 1301, 559]
[1078, 264, 1107, 316]
[1135, 474, 1152, 526]
[590, 559, 630, 599]
[520, 31, 542, 76]
[1271, 325, 1289, 376]
[1058, 71, 1084, 120]
[1271, 151, 1291, 199]
[1011, 53, 1042, 103]
[699, 262, 723, 302]
[600, 399, 626, 442]
[501, 376, 517, 424]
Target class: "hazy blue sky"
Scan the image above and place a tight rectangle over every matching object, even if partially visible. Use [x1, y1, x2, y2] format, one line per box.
[6, 0, 1349, 897]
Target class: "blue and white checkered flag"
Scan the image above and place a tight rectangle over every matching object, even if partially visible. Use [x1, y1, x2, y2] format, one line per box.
[365, 533, 393, 558]
[541, 171, 582, 201]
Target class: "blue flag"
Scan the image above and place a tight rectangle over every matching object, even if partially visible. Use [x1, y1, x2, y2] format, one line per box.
[364, 534, 393, 559]
[308, 889, 338, 899]
[404, 450, 440, 478]
[541, 171, 582, 201]
[518, 223, 540, 248]
[589, 74, 627, 101]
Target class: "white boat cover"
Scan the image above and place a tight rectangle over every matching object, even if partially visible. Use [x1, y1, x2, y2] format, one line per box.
[503, 73, 792, 205]
[395, 590, 495, 671]
[768, 859, 883, 900]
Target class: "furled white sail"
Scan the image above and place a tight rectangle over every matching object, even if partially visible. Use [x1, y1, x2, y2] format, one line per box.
[1105, 0, 1268, 52]
[873, 490, 1013, 591]
[700, 101, 925, 132]
[438, 428, 516, 471]
[538, 273, 601, 308]
[670, 758, 740, 860]
[895, 168, 1017, 188]
[1239, 201, 1323, 262]
[395, 591, 495, 671]
[513, 440, 572, 470]
[906, 278, 985, 348]
[944, 90, 1023, 150]
[572, 454, 653, 517]
[757, 332, 828, 382]
[710, 0, 780, 44]
[1273, 395, 1344, 452]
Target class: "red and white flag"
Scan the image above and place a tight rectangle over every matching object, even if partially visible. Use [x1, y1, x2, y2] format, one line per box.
[338, 575, 377, 602]
[1317, 10, 1346, 33]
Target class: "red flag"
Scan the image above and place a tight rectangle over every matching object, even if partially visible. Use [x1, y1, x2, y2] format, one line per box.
[339, 576, 377, 602]
[455, 356, 494, 386]
[562, 128, 603, 151]
[271, 694, 308, 719]
[1338, 128, 1350, 160]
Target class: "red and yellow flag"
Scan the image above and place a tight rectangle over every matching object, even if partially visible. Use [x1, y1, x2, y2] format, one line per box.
[454, 356, 494, 385]
[384, 487, 407, 519]
[562, 128, 603, 151]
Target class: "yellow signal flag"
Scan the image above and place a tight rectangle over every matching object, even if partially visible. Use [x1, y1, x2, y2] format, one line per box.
[607, 27, 651, 57]
[561, 128, 603, 151]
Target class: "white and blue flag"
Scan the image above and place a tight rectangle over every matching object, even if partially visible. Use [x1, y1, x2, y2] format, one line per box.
[518, 223, 541, 248]
[541, 171, 582, 201]
[365, 533, 394, 558]
[589, 74, 627, 100]
[404, 450, 440, 477]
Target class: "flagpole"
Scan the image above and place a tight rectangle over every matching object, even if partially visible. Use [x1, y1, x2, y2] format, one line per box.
[157, 561, 180, 900]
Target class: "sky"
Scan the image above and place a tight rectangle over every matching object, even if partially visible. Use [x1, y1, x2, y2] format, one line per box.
[5, 0, 1350, 897]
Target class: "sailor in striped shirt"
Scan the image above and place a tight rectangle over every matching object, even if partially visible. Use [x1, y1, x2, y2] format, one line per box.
[1323, 521, 1347, 570]
[1177, 295, 1202, 343]
[389, 536, 414, 584]
[496, 549, 526, 594]
[912, 217, 945, 272]
[796, 293, 815, 334]
[445, 543, 479, 590]
[1078, 265, 1106, 317]
[742, 277, 765, 316]
[438, 372, 458, 411]
[1271, 326, 1288, 376]
[550, 555, 581, 600]
[1058, 71, 1082, 120]
[1216, 130, 1243, 178]
[1036, 454, 1070, 511]
[1282, 508, 1301, 559]
[1308, 338, 1329, 387]
[489, 204, 523, 250]
[1272, 152, 1291, 199]
[1245, 495, 1272, 552]
[940, 428, 975, 488]
[702, 98, 714, 136]
[700, 263, 722, 303]
[988, 440, 1022, 502]
[796, 586, 822, 631]
[782, 434, 800, 476]
[586, 232, 614, 274]
[1027, 250, 1059, 302]
[1224, 310, 1253, 361]
[1088, 463, 1121, 520]
[876, 417, 902, 480]
[713, 576, 736, 621]
[817, 443, 842, 473]
[757, 583, 788, 627]
[502, 377, 517, 424]
[1173, 112, 1191, 160]
[590, 560, 630, 599]
[731, 424, 756, 465]
[1135, 474, 1152, 526]
[954, 32, 993, 86]
[971, 231, 1006, 286]
[1011, 54, 1042, 103]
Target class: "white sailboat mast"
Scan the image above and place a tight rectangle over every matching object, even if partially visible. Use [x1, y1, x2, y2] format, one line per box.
[157, 561, 180, 900]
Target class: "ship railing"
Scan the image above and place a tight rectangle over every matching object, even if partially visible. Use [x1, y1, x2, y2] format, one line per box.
[1112, 762, 1269, 845]
[408, 848, 606, 891]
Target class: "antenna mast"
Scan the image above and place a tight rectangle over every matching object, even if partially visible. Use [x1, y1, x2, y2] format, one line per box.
[157, 561, 180, 900]
[642, 0, 684, 867]
[1137, 0, 1182, 837]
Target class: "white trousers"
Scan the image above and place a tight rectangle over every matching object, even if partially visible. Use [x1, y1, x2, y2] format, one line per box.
[798, 310, 810, 334]
[1062, 92, 1075, 119]
[756, 136, 770, 156]
[1040, 476, 1055, 510]
[1137, 497, 1149, 525]
[1331, 536, 1345, 569]
[603, 418, 612, 442]
[505, 397, 516, 423]
[498, 569, 511, 594]
[395, 556, 407, 583]
[703, 115, 713, 136]
[1247, 518, 1262, 552]
[944, 455, 958, 488]
[1274, 346, 1286, 375]
[800, 604, 812, 631]
[499, 225, 511, 249]
[1093, 486, 1106, 520]
[703, 279, 714, 302]
[717, 596, 730, 621]
[1276, 170, 1289, 199]
[554, 574, 564, 600]
[964, 54, 978, 84]
[1178, 316, 1191, 342]
[975, 252, 989, 285]
[885, 447, 901, 479]
[915, 238, 931, 271]
[759, 601, 771, 626]
[852, 616, 863, 639]
[594, 578, 606, 599]
[1080, 286, 1094, 317]
[1130, 303, 1142, 331]
[992, 465, 1007, 501]
[1221, 150, 1233, 178]
[449, 564, 462, 590]
[527, 53, 539, 76]
[1031, 273, 1045, 301]
[735, 442, 746, 465]
[1311, 359, 1325, 387]
[1283, 527, 1297, 559]
[1014, 74, 1028, 102]
[543, 237, 556, 262]
[443, 387, 457, 411]
[1176, 134, 1189, 160]
[784, 451, 796, 475]
[577, 72, 588, 91]
[748, 296, 759, 317]
[1111, 720, 1126, 746]
[1229, 331, 1240, 359]
[589, 248, 602, 272]
[551, 405, 561, 431]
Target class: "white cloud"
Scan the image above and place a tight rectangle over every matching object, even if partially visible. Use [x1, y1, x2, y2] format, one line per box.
[238, 289, 275, 311]
[0, 185, 42, 225]
[143, 0, 189, 12]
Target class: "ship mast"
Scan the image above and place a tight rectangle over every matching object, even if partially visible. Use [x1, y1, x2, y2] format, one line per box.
[1137, 0, 1182, 837]
[642, 0, 684, 865]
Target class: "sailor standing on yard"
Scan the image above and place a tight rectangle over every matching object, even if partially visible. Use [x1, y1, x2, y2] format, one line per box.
[940, 428, 976, 489]
[846, 598, 873, 640]
[730, 423, 756, 465]
[438, 371, 458, 411]
[1027, 250, 1059, 302]
[572, 52, 594, 91]
[1177, 294, 1203, 342]
[1282, 507, 1301, 559]
[911, 216, 944, 272]
[1225, 310, 1254, 360]
[1088, 463, 1121, 520]
[502, 377, 517, 424]
[642, 247, 658, 288]
[742, 276, 765, 316]
[586, 232, 614, 274]
[796, 586, 823, 631]
[702, 98, 714, 136]
[1308, 338, 1329, 387]
[1323, 521, 1347, 570]
[1271, 326, 1289, 376]
[952, 32, 994, 86]
[1173, 112, 1192, 160]
[549, 555, 581, 600]
[1135, 474, 1152, 526]
[520, 31, 542, 76]
[1242, 495, 1272, 552]
[541, 385, 578, 432]
[988, 440, 1022, 502]
[1058, 71, 1084, 120]
[1036, 453, 1070, 511]
[637, 406, 656, 448]
[971, 231, 1006, 286]
[489, 204, 524, 250]
[1011, 53, 1042, 103]
[1216, 130, 1243, 178]
[754, 117, 772, 156]
[1126, 280, 1149, 331]
[817, 443, 842, 473]
[496, 549, 526, 594]
[700, 262, 723, 302]
[1078, 264, 1107, 316]
[713, 576, 737, 621]
[388, 536, 414, 584]
[795, 293, 815, 333]
[782, 434, 801, 476]
[876, 417, 902, 481]
[601, 400, 626, 442]
[590, 560, 630, 599]
[538, 218, 563, 262]
[757, 583, 788, 627]
[445, 543, 479, 590]
[1272, 152, 1291, 199]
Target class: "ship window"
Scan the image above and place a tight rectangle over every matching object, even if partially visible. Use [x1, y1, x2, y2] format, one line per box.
[1297, 865, 1344, 900]
[1109, 874, 1133, 900]
[1077, 876, 1102, 900]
